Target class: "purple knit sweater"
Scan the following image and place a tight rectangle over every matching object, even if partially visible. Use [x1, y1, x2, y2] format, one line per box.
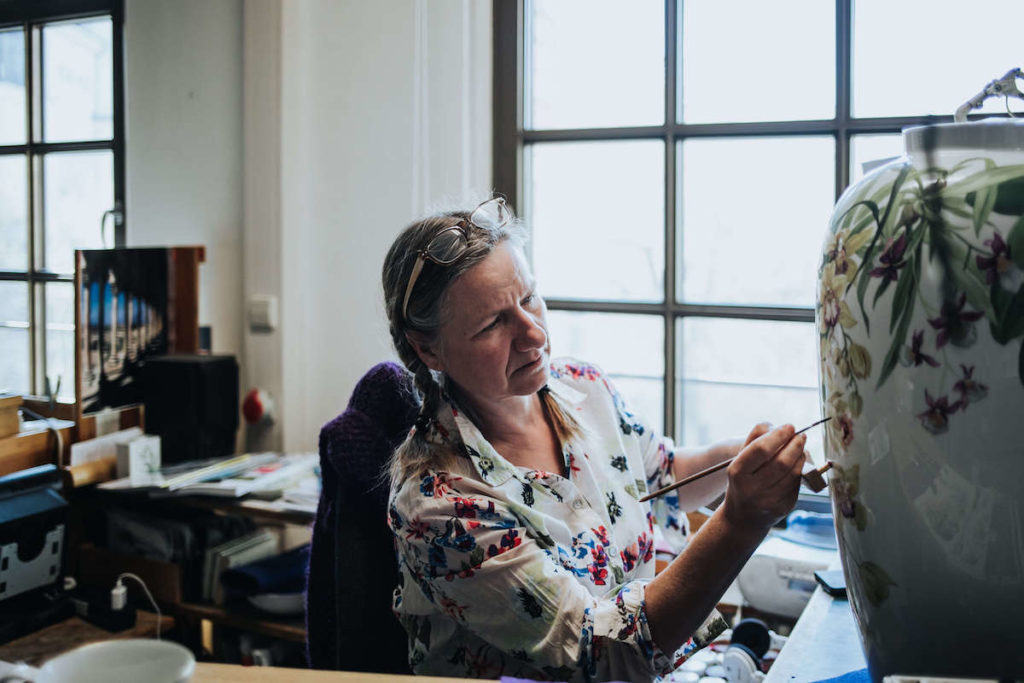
[305, 362, 419, 671]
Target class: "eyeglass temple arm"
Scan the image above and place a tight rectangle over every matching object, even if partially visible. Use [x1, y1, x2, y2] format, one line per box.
[401, 255, 426, 322]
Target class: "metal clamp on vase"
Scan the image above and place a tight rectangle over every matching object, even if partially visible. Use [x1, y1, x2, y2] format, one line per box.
[817, 68, 1024, 680]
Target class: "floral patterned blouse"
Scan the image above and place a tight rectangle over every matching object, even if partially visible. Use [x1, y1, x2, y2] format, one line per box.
[387, 359, 727, 682]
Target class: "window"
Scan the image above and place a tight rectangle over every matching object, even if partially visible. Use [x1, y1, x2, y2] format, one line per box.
[0, 0, 124, 401]
[494, 0, 1023, 462]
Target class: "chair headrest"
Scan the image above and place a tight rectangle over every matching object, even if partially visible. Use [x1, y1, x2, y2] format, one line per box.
[346, 362, 420, 439]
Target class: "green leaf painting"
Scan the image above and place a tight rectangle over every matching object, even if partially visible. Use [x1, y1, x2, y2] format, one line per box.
[859, 561, 897, 606]
[820, 156, 1024, 439]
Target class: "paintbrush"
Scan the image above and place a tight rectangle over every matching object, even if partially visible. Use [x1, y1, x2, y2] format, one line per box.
[638, 417, 832, 503]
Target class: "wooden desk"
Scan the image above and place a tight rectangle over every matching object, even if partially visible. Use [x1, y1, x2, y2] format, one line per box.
[0, 611, 173, 667]
[765, 584, 867, 681]
[192, 663, 479, 682]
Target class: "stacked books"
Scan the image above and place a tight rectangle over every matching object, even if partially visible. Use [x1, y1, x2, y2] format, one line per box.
[202, 528, 278, 605]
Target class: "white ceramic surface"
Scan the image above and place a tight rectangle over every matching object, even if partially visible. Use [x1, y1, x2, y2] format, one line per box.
[818, 120, 1024, 680]
[35, 639, 194, 683]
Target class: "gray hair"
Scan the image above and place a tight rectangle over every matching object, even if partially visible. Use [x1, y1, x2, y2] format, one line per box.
[382, 203, 525, 479]
[381, 200, 580, 483]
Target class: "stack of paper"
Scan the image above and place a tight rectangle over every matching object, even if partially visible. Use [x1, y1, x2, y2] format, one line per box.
[176, 453, 317, 497]
[162, 453, 279, 491]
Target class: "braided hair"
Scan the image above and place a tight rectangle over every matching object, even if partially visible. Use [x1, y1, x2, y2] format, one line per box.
[382, 202, 578, 483]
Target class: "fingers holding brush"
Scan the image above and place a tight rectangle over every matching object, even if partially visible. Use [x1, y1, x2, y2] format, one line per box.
[741, 421, 772, 448]
[723, 425, 807, 532]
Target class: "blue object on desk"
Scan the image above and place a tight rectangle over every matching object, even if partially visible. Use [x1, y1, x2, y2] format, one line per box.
[813, 668, 870, 683]
[220, 543, 309, 597]
[776, 510, 838, 550]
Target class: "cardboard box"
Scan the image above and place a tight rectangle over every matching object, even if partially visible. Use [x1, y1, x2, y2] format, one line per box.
[0, 394, 23, 439]
[116, 435, 162, 485]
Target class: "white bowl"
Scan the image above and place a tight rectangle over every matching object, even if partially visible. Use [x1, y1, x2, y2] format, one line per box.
[247, 591, 304, 616]
[36, 639, 194, 683]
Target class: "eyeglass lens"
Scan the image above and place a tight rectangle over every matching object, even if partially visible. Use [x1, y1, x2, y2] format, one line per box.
[469, 198, 510, 229]
[426, 228, 468, 264]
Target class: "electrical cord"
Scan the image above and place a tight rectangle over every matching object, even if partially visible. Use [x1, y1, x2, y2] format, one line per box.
[113, 572, 162, 640]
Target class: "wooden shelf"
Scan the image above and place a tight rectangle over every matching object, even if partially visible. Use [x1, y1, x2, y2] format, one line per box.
[176, 601, 305, 643]
[177, 496, 314, 527]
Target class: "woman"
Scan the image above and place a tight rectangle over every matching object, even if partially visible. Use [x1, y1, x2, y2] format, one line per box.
[382, 197, 806, 681]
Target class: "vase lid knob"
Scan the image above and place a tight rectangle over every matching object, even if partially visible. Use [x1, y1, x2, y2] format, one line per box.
[954, 67, 1024, 123]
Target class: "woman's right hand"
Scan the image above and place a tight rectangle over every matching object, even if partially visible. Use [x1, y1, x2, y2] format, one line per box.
[721, 423, 806, 534]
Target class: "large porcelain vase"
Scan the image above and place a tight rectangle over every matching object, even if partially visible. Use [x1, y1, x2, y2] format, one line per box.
[817, 120, 1024, 680]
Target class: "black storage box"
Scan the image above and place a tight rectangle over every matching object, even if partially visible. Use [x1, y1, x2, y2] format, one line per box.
[140, 354, 239, 464]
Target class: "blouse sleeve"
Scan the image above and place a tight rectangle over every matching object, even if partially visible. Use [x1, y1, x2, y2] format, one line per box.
[389, 474, 677, 681]
[597, 373, 690, 553]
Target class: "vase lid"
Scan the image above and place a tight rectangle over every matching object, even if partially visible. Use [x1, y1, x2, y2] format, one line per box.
[904, 119, 1024, 154]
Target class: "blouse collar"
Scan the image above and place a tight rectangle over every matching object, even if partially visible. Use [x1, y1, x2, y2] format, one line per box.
[417, 368, 585, 486]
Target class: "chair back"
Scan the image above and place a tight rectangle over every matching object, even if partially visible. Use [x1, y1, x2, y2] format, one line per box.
[305, 362, 419, 671]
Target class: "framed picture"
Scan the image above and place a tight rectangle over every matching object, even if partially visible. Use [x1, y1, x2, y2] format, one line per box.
[74, 246, 204, 420]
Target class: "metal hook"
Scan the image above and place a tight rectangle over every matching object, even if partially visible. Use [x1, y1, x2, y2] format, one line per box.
[954, 67, 1024, 122]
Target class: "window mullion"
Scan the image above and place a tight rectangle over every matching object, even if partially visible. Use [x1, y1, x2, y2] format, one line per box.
[25, 22, 38, 394]
[32, 281, 47, 396]
[111, 0, 125, 245]
[663, 0, 678, 439]
[835, 0, 852, 200]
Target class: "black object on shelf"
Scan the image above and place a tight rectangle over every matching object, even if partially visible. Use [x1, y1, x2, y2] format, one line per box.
[140, 354, 239, 465]
[70, 591, 137, 632]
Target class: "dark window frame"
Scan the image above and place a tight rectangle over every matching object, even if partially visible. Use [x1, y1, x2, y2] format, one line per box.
[492, 0, 952, 438]
[0, 0, 125, 397]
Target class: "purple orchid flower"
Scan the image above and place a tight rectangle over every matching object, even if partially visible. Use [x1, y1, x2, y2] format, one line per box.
[870, 231, 909, 284]
[976, 231, 1013, 286]
[953, 364, 988, 407]
[833, 478, 857, 520]
[916, 389, 961, 434]
[902, 329, 940, 367]
[928, 293, 984, 348]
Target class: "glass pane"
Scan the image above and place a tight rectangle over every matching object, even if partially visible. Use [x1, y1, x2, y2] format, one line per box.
[0, 281, 30, 395]
[529, 0, 663, 129]
[0, 28, 26, 145]
[681, 0, 834, 123]
[853, 0, 1024, 118]
[530, 140, 664, 301]
[849, 133, 904, 184]
[547, 310, 664, 434]
[44, 283, 75, 401]
[0, 155, 28, 271]
[43, 150, 113, 274]
[676, 318, 822, 461]
[42, 16, 113, 142]
[678, 136, 834, 306]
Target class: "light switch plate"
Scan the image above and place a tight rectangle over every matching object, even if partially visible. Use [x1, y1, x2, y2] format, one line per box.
[248, 295, 278, 332]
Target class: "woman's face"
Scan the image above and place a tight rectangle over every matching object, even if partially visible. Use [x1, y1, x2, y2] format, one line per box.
[415, 241, 550, 407]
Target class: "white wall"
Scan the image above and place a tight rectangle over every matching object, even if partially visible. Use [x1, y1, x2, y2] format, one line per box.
[243, 0, 284, 451]
[125, 0, 490, 452]
[250, 0, 492, 450]
[124, 0, 244, 365]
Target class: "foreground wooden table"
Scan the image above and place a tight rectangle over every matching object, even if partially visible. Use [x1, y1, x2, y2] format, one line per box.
[0, 611, 172, 667]
[193, 663, 481, 682]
